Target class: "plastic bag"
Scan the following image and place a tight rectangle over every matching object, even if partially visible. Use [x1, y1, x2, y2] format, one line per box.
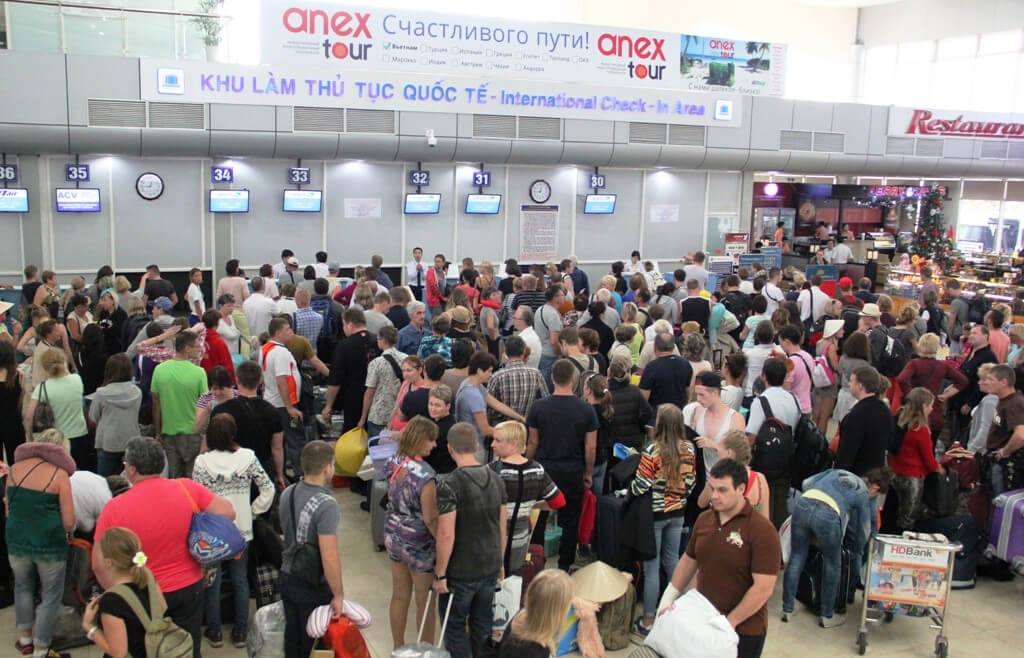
[247, 601, 285, 658]
[779, 515, 792, 565]
[490, 576, 522, 641]
[335, 427, 369, 476]
[645, 590, 737, 658]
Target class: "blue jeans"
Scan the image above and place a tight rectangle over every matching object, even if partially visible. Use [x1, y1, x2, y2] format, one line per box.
[366, 421, 386, 439]
[538, 354, 557, 391]
[783, 497, 843, 618]
[96, 449, 124, 477]
[439, 574, 497, 658]
[590, 462, 607, 497]
[9, 555, 66, 648]
[428, 305, 443, 322]
[642, 516, 684, 616]
[205, 543, 251, 638]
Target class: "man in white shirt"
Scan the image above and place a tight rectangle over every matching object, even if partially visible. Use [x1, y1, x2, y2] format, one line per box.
[763, 268, 785, 316]
[513, 306, 542, 370]
[831, 236, 853, 265]
[405, 246, 426, 302]
[747, 358, 801, 436]
[683, 251, 710, 291]
[797, 273, 829, 324]
[70, 470, 112, 534]
[272, 249, 294, 281]
[261, 317, 303, 473]
[243, 276, 278, 339]
[277, 283, 298, 317]
[312, 251, 330, 279]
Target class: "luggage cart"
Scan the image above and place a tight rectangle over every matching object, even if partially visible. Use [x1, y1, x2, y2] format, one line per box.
[857, 533, 961, 657]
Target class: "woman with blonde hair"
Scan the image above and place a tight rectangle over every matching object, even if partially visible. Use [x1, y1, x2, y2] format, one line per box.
[631, 404, 697, 634]
[385, 416, 440, 649]
[895, 332, 967, 436]
[891, 303, 921, 357]
[353, 283, 375, 311]
[697, 429, 770, 519]
[494, 569, 574, 657]
[889, 387, 944, 529]
[83, 527, 173, 658]
[619, 302, 644, 365]
[23, 348, 89, 468]
[490, 421, 565, 573]
[7, 427, 76, 658]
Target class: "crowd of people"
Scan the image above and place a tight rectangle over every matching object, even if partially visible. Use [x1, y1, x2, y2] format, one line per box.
[0, 245, 1021, 658]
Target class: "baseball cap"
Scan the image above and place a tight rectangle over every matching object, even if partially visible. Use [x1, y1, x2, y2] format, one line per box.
[838, 277, 853, 289]
[285, 257, 299, 267]
[327, 261, 340, 272]
[152, 296, 173, 312]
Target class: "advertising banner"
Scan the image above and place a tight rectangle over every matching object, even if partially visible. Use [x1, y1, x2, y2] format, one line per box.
[866, 538, 953, 609]
[888, 107, 1024, 140]
[141, 59, 743, 126]
[257, 2, 786, 96]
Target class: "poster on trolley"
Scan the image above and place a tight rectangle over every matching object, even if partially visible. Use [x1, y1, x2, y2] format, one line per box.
[866, 539, 953, 609]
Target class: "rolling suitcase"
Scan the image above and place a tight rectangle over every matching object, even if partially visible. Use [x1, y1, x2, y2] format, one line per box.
[595, 493, 628, 569]
[986, 489, 1024, 573]
[914, 515, 979, 589]
[795, 545, 851, 616]
[371, 479, 388, 552]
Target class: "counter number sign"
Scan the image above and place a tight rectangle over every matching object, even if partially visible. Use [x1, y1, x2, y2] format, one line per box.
[472, 171, 491, 187]
[409, 170, 430, 186]
[289, 168, 311, 185]
[590, 174, 606, 189]
[65, 164, 90, 182]
[0, 164, 17, 182]
[211, 166, 234, 183]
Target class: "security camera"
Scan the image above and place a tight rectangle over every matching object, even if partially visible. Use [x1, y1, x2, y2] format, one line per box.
[426, 129, 437, 148]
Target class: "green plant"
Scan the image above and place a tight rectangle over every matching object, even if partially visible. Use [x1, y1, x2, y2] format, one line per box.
[193, 0, 224, 47]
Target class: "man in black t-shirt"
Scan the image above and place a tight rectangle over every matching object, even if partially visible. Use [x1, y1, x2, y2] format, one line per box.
[639, 333, 694, 408]
[211, 361, 285, 488]
[322, 308, 374, 434]
[526, 359, 599, 570]
[140, 264, 178, 308]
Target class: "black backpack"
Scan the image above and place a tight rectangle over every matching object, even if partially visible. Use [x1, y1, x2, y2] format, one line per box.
[840, 304, 861, 347]
[968, 294, 990, 324]
[750, 396, 794, 482]
[788, 392, 834, 490]
[568, 355, 598, 398]
[722, 291, 750, 328]
[922, 305, 947, 341]
[871, 327, 909, 377]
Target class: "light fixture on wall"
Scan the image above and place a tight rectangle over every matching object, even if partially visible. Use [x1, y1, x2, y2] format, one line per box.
[809, 244, 819, 254]
[763, 182, 779, 197]
[866, 248, 878, 261]
[760, 238, 770, 247]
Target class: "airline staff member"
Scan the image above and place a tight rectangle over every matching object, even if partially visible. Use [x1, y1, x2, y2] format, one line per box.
[406, 247, 426, 302]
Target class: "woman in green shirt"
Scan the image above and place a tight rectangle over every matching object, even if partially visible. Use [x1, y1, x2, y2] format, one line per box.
[23, 349, 90, 469]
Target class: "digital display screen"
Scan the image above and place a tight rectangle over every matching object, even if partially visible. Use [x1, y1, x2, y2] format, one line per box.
[465, 194, 502, 214]
[283, 189, 322, 212]
[404, 193, 441, 214]
[583, 194, 616, 214]
[55, 188, 101, 213]
[0, 188, 29, 213]
[209, 189, 249, 213]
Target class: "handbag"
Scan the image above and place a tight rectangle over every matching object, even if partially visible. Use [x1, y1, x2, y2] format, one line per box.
[812, 355, 836, 388]
[287, 487, 325, 585]
[335, 427, 369, 476]
[32, 381, 55, 432]
[177, 480, 245, 566]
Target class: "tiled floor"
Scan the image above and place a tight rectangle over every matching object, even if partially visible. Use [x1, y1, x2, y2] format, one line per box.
[6, 483, 1022, 657]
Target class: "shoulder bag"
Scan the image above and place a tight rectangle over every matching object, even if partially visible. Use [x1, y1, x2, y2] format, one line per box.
[287, 487, 325, 584]
[32, 381, 55, 432]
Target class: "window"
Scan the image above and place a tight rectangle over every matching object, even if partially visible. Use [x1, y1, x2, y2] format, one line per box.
[937, 35, 977, 60]
[979, 30, 1022, 56]
[956, 199, 1001, 254]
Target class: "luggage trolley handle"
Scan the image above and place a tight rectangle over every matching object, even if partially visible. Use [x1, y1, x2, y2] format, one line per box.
[417, 588, 455, 647]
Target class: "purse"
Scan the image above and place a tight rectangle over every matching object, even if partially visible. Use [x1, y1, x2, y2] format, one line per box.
[287, 487, 325, 585]
[32, 381, 55, 432]
[176, 480, 245, 566]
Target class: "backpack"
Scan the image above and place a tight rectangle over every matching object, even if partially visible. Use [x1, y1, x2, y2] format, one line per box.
[310, 297, 337, 363]
[872, 327, 909, 377]
[840, 304, 861, 345]
[749, 396, 794, 482]
[107, 573, 194, 657]
[722, 291, 750, 339]
[922, 305, 947, 342]
[968, 293, 990, 324]
[788, 394, 833, 490]
[568, 355, 598, 397]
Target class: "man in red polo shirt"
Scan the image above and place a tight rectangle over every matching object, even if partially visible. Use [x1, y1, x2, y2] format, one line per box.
[92, 437, 235, 657]
[199, 309, 235, 384]
[658, 458, 781, 658]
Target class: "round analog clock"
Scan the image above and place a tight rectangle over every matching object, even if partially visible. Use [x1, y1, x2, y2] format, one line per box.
[135, 172, 164, 201]
[529, 179, 551, 204]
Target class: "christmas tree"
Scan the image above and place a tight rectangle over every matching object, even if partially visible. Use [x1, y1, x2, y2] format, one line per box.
[910, 188, 954, 269]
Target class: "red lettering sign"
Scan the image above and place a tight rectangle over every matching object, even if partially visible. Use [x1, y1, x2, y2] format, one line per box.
[597, 33, 666, 61]
[282, 7, 372, 38]
[905, 109, 1024, 139]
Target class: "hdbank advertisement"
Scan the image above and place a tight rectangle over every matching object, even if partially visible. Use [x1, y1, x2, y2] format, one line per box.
[141, 59, 743, 127]
[257, 1, 786, 97]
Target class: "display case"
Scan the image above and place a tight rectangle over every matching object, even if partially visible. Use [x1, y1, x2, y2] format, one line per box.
[885, 269, 1021, 305]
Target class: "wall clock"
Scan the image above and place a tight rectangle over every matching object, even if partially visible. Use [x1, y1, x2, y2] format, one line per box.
[135, 172, 164, 201]
[529, 179, 551, 204]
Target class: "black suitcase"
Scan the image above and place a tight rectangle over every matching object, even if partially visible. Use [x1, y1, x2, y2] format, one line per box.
[914, 515, 978, 589]
[795, 545, 852, 616]
[595, 493, 628, 569]
[922, 469, 959, 518]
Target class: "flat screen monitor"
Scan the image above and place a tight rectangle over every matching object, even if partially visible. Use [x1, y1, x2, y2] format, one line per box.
[55, 188, 101, 213]
[0, 188, 29, 213]
[465, 194, 502, 214]
[209, 189, 249, 213]
[404, 193, 441, 215]
[583, 194, 616, 214]
[283, 189, 322, 212]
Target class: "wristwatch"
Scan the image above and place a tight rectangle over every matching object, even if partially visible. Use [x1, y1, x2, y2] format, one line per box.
[87, 626, 100, 640]
[434, 573, 446, 581]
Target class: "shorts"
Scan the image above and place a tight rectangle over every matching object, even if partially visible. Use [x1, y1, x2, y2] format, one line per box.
[385, 534, 436, 574]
